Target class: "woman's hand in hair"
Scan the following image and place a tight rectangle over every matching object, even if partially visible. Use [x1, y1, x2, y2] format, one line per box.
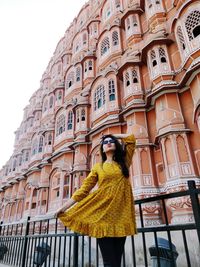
[112, 133, 132, 139]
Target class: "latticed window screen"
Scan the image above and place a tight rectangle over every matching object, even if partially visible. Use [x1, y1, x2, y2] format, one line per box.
[67, 71, 75, 88]
[56, 114, 65, 136]
[101, 37, 110, 55]
[125, 71, 130, 86]
[150, 50, 157, 67]
[112, 31, 119, 46]
[81, 109, 86, 121]
[94, 85, 105, 110]
[76, 67, 81, 82]
[109, 79, 116, 101]
[67, 111, 73, 130]
[132, 69, 138, 83]
[185, 11, 200, 41]
[177, 26, 186, 50]
[159, 48, 167, 63]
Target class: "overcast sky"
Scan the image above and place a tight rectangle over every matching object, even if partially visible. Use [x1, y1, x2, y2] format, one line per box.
[0, 0, 86, 169]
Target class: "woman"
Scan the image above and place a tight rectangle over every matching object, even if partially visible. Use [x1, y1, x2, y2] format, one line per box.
[55, 133, 137, 267]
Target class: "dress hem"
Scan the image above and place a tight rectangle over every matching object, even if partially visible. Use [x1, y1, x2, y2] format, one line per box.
[58, 216, 137, 238]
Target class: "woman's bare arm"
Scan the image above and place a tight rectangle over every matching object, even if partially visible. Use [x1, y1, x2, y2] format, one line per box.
[55, 198, 76, 217]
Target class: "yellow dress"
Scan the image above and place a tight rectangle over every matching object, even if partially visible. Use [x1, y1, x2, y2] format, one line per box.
[59, 135, 137, 238]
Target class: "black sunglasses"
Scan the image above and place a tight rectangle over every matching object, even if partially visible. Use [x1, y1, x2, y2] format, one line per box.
[102, 139, 115, 145]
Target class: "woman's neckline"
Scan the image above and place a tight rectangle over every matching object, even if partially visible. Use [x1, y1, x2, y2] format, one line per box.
[104, 161, 115, 164]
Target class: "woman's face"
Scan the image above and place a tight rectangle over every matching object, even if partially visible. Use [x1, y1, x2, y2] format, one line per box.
[102, 137, 116, 153]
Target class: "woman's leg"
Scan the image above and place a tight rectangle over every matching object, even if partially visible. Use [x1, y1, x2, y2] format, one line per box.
[97, 237, 126, 267]
[97, 237, 117, 267]
[113, 236, 126, 266]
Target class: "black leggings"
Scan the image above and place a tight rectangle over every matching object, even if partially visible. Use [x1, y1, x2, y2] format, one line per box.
[97, 237, 126, 267]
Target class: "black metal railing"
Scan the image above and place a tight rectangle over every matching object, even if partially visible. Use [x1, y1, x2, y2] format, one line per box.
[0, 180, 199, 267]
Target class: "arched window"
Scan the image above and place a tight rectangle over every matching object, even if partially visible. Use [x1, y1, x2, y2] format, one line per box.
[94, 23, 98, 35]
[108, 79, 116, 101]
[132, 69, 138, 83]
[81, 109, 86, 121]
[32, 139, 38, 155]
[56, 114, 65, 136]
[84, 62, 88, 72]
[25, 151, 29, 161]
[94, 85, 105, 110]
[115, 0, 120, 9]
[83, 33, 87, 45]
[177, 26, 186, 51]
[13, 159, 17, 171]
[151, 50, 157, 67]
[19, 155, 22, 166]
[76, 67, 81, 82]
[101, 37, 110, 56]
[127, 17, 131, 30]
[38, 136, 44, 153]
[125, 71, 130, 86]
[76, 110, 80, 123]
[132, 15, 138, 27]
[147, 0, 152, 8]
[58, 91, 62, 100]
[67, 111, 73, 130]
[66, 71, 75, 89]
[48, 134, 52, 145]
[104, 4, 111, 20]
[159, 48, 167, 63]
[43, 99, 48, 112]
[185, 11, 200, 41]
[112, 31, 119, 46]
[57, 64, 61, 75]
[89, 60, 93, 70]
[49, 96, 54, 108]
[75, 43, 80, 52]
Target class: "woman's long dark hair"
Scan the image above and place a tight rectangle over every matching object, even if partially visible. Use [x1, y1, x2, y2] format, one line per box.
[100, 134, 129, 178]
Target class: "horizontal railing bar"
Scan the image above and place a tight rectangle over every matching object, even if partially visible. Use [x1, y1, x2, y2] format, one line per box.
[137, 223, 196, 233]
[135, 189, 200, 204]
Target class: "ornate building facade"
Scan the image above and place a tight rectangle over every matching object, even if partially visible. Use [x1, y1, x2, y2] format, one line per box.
[0, 0, 200, 226]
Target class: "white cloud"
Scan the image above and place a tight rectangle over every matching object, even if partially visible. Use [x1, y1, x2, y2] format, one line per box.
[0, 0, 86, 168]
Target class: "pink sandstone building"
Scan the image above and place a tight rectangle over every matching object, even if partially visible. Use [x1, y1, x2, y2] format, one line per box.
[0, 0, 200, 226]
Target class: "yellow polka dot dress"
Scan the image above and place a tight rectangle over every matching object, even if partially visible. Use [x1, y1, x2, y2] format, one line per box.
[59, 135, 137, 238]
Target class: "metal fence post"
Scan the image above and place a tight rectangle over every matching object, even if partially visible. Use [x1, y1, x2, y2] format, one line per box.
[0, 221, 3, 236]
[21, 216, 30, 267]
[188, 180, 200, 244]
[73, 232, 79, 267]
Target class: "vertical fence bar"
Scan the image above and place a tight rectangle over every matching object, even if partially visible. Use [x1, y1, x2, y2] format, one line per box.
[139, 203, 148, 267]
[21, 216, 30, 267]
[188, 180, 200, 244]
[73, 233, 79, 267]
